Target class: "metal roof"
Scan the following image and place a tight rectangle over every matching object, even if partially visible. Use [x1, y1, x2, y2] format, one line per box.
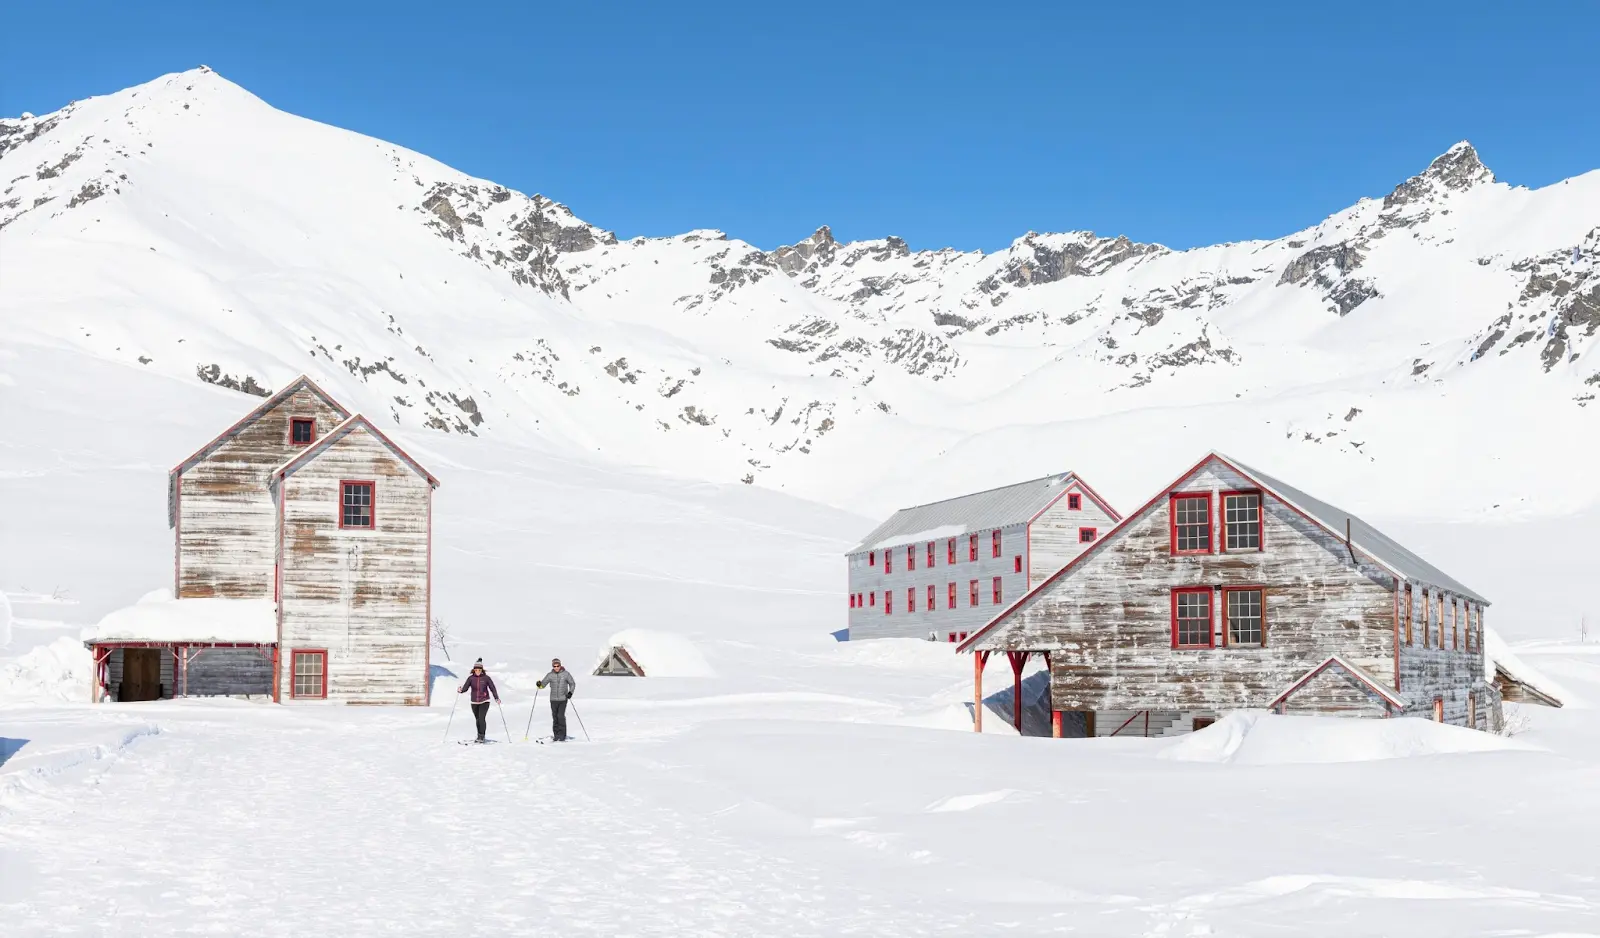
[1224, 455, 1488, 604]
[847, 472, 1084, 555]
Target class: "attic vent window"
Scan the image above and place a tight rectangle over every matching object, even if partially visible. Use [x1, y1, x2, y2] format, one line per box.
[341, 481, 375, 529]
[290, 418, 315, 445]
[1067, 493, 1082, 511]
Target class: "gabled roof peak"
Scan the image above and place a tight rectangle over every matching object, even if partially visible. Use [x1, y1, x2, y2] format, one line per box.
[271, 413, 439, 489]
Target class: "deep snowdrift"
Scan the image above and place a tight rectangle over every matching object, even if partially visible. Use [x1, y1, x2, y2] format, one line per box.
[1159, 712, 1536, 765]
[595, 629, 715, 678]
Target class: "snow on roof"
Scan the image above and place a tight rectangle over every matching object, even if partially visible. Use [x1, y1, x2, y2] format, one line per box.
[848, 472, 1102, 555]
[1484, 628, 1568, 707]
[82, 592, 276, 645]
[594, 629, 714, 678]
[1223, 454, 1488, 604]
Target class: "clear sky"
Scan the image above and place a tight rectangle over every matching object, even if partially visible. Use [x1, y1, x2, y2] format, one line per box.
[4, 1, 1595, 251]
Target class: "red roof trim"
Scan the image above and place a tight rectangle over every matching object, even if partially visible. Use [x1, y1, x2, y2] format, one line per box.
[272, 414, 440, 488]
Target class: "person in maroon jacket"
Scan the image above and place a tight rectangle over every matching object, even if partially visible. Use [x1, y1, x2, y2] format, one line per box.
[458, 659, 500, 742]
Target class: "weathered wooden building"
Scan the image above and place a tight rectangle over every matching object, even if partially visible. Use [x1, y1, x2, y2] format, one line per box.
[845, 472, 1120, 642]
[86, 376, 439, 704]
[959, 453, 1500, 736]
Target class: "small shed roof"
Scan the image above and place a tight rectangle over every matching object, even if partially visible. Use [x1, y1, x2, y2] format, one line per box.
[847, 472, 1116, 554]
[270, 414, 440, 489]
[83, 596, 277, 645]
[1267, 655, 1409, 710]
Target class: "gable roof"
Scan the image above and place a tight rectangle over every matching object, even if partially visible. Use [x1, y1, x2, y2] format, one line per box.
[846, 472, 1119, 554]
[1267, 655, 1408, 710]
[960, 451, 1487, 653]
[269, 413, 440, 488]
[168, 375, 350, 526]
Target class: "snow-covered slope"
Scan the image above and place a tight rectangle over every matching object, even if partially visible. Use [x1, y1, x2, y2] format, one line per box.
[2, 66, 1597, 520]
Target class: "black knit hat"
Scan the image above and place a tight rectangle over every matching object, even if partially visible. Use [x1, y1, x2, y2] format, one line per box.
[472, 658, 484, 670]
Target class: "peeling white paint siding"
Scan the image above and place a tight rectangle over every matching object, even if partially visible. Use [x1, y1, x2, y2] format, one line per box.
[176, 387, 345, 598]
[276, 428, 431, 704]
[1027, 486, 1116, 584]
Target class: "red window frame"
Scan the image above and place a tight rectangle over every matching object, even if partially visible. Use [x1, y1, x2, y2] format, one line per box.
[289, 417, 316, 446]
[1170, 587, 1214, 649]
[992, 530, 1002, 558]
[907, 587, 916, 613]
[907, 545, 916, 571]
[869, 551, 876, 566]
[1221, 586, 1266, 647]
[947, 632, 958, 643]
[1013, 555, 1022, 573]
[339, 480, 375, 530]
[1220, 490, 1264, 553]
[968, 534, 978, 562]
[885, 551, 893, 573]
[947, 539, 956, 564]
[927, 542, 935, 568]
[992, 576, 1003, 605]
[927, 584, 936, 611]
[947, 582, 956, 609]
[968, 579, 978, 607]
[1169, 494, 1212, 555]
[1067, 492, 1082, 511]
[849, 594, 855, 608]
[885, 591, 892, 614]
[869, 591, 876, 607]
[289, 648, 328, 699]
[1078, 527, 1097, 543]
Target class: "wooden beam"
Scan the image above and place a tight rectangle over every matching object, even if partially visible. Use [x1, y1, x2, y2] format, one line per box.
[1007, 650, 1028, 733]
[972, 651, 990, 732]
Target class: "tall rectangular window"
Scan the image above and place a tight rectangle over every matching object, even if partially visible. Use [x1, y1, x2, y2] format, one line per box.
[1451, 598, 1459, 650]
[1013, 555, 1022, 573]
[1171, 495, 1211, 554]
[1223, 492, 1262, 551]
[948, 582, 956, 609]
[992, 530, 1002, 558]
[340, 481, 374, 529]
[927, 542, 935, 568]
[869, 551, 876, 567]
[992, 576, 1003, 605]
[907, 545, 916, 571]
[1225, 589, 1264, 646]
[291, 650, 326, 699]
[969, 535, 978, 562]
[1172, 588, 1213, 648]
[1067, 493, 1082, 511]
[1079, 527, 1097, 543]
[927, 584, 936, 611]
[886, 551, 893, 573]
[1437, 594, 1445, 648]
[947, 539, 956, 564]
[885, 591, 892, 615]
[1422, 590, 1431, 647]
[908, 587, 916, 613]
[969, 580, 978, 607]
[290, 417, 316, 445]
[869, 591, 875, 607]
[1404, 586, 1413, 645]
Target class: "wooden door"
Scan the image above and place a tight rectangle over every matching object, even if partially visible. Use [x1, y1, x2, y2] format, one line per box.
[122, 649, 162, 701]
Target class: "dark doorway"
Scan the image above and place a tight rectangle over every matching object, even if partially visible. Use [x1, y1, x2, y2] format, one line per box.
[1192, 717, 1215, 731]
[121, 649, 163, 701]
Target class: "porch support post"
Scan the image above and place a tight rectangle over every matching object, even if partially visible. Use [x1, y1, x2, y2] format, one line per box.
[972, 650, 990, 732]
[1051, 710, 1063, 738]
[1007, 650, 1028, 733]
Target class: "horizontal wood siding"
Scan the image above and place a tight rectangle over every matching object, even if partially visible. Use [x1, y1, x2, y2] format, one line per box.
[847, 523, 1028, 641]
[1278, 667, 1393, 717]
[988, 461, 1399, 714]
[177, 388, 345, 599]
[1397, 589, 1492, 726]
[1028, 488, 1115, 584]
[185, 648, 274, 696]
[277, 429, 431, 705]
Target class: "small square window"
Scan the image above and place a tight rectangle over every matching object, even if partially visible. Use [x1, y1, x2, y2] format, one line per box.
[290, 417, 315, 445]
[1067, 493, 1082, 511]
[291, 650, 326, 698]
[1079, 527, 1097, 543]
[947, 632, 958, 643]
[340, 481, 374, 529]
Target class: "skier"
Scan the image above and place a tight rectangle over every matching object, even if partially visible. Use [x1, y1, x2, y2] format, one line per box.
[535, 658, 576, 741]
[458, 659, 500, 743]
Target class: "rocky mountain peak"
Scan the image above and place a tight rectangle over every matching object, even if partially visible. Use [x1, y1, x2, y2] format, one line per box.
[1384, 141, 1495, 209]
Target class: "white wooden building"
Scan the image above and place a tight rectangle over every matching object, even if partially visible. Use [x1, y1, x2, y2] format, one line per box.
[844, 472, 1121, 642]
[960, 453, 1500, 736]
[85, 376, 439, 705]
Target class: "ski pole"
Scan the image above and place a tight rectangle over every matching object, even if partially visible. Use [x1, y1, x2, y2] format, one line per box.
[523, 686, 542, 741]
[444, 688, 460, 743]
[570, 701, 591, 742]
[496, 698, 512, 743]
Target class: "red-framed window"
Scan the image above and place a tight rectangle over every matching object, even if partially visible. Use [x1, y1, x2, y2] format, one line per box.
[927, 584, 936, 611]
[1422, 589, 1431, 647]
[849, 594, 856, 608]
[1403, 585, 1413, 645]
[1170, 494, 1211, 555]
[969, 579, 979, 606]
[1223, 588, 1265, 647]
[1067, 492, 1082, 511]
[290, 649, 327, 699]
[1013, 555, 1023, 573]
[1222, 491, 1263, 552]
[290, 417, 316, 446]
[968, 534, 978, 562]
[869, 551, 876, 566]
[927, 542, 936, 568]
[947, 632, 958, 643]
[869, 591, 876, 607]
[947, 539, 956, 564]
[1437, 593, 1445, 648]
[1078, 527, 1097, 543]
[1432, 697, 1443, 722]
[885, 551, 893, 573]
[947, 631, 969, 643]
[340, 481, 375, 529]
[906, 545, 916, 571]
[1451, 597, 1459, 650]
[992, 576, 1003, 605]
[907, 587, 916, 613]
[992, 530, 1002, 558]
[885, 591, 892, 614]
[947, 582, 956, 609]
[1171, 588, 1214, 648]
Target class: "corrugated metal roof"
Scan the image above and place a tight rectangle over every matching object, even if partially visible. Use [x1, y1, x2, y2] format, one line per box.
[1225, 455, 1489, 604]
[847, 473, 1081, 554]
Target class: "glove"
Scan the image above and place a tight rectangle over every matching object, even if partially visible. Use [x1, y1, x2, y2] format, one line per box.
[536, 681, 545, 689]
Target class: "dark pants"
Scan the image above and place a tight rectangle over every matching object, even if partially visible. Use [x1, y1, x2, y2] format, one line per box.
[551, 699, 568, 741]
[472, 701, 490, 740]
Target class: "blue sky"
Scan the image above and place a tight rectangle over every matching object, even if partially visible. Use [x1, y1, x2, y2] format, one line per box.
[4, 1, 1595, 251]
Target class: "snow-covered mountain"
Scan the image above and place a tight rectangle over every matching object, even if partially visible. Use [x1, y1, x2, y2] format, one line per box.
[3, 67, 1596, 519]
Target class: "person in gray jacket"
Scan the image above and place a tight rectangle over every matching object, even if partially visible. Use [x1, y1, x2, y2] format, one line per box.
[536, 658, 577, 741]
